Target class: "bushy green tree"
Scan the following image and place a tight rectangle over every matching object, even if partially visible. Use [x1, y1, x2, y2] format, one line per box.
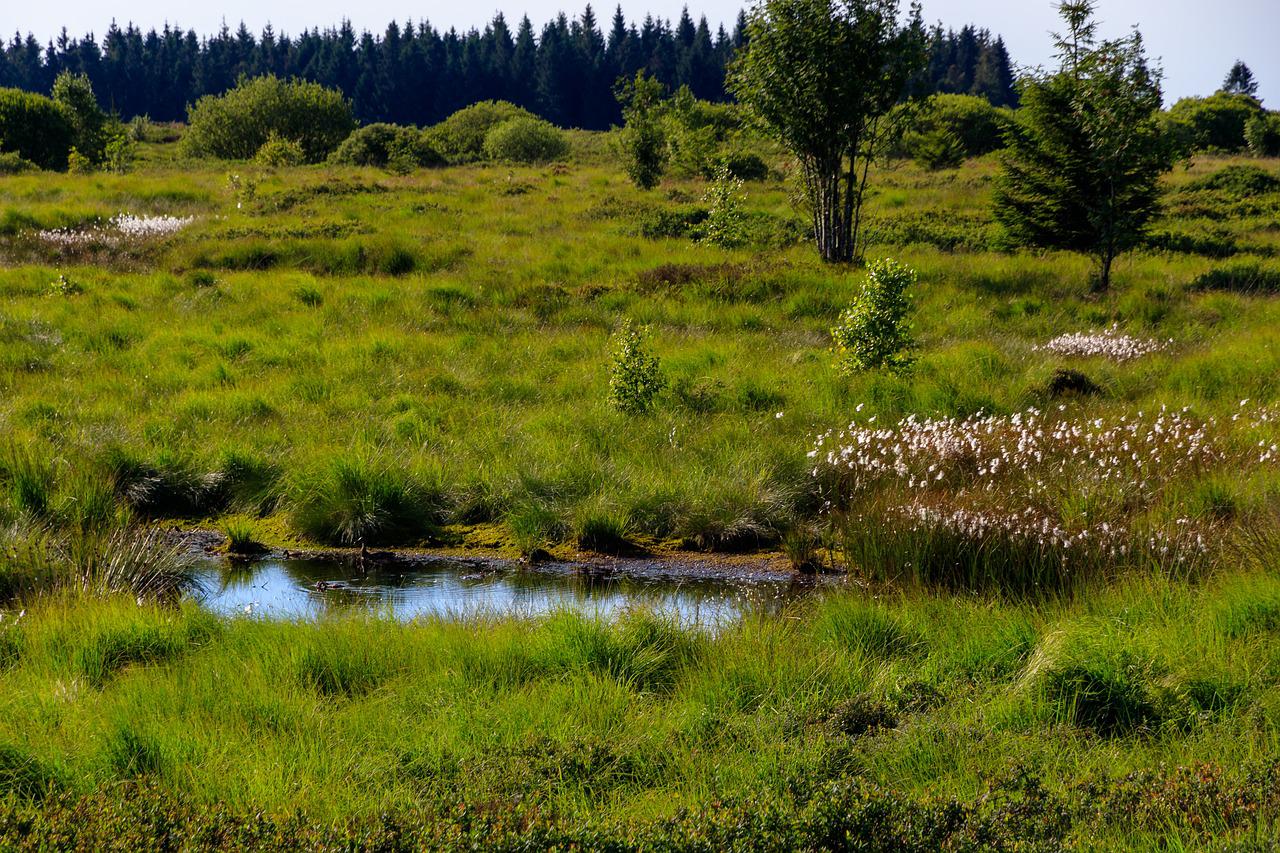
[615, 72, 669, 189]
[427, 101, 537, 163]
[52, 71, 107, 164]
[729, 0, 926, 263]
[0, 88, 73, 170]
[831, 258, 916, 373]
[483, 116, 570, 163]
[181, 76, 355, 163]
[1166, 92, 1264, 153]
[329, 123, 443, 169]
[896, 93, 1009, 164]
[994, 0, 1177, 292]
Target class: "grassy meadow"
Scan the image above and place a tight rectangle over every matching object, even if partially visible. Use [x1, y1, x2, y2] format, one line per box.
[2, 130, 1280, 847]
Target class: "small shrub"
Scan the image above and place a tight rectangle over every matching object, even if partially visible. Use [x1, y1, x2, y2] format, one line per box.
[830, 258, 917, 374]
[181, 75, 355, 163]
[52, 71, 107, 164]
[823, 695, 898, 736]
[1044, 368, 1102, 398]
[637, 205, 709, 239]
[0, 151, 38, 174]
[895, 93, 1009, 162]
[483, 116, 569, 164]
[253, 134, 306, 168]
[909, 126, 966, 170]
[720, 151, 770, 181]
[102, 125, 136, 174]
[699, 164, 748, 248]
[607, 320, 666, 415]
[67, 147, 94, 174]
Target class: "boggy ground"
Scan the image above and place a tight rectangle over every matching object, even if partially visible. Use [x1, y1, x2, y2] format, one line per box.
[1, 140, 1278, 563]
[4, 136, 1280, 848]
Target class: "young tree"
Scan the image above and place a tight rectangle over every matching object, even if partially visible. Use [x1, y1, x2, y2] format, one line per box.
[51, 70, 106, 163]
[1222, 60, 1258, 97]
[728, 0, 926, 263]
[615, 71, 668, 189]
[994, 1, 1177, 292]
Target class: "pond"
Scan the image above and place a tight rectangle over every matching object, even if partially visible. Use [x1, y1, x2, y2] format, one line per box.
[195, 556, 822, 626]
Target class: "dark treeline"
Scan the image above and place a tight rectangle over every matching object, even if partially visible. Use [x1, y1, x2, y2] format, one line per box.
[0, 7, 1018, 130]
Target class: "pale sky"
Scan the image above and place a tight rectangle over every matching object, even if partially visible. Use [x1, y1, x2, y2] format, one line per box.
[8, 1, 1277, 106]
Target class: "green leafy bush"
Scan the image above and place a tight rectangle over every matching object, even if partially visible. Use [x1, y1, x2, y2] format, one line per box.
[1166, 92, 1265, 152]
[0, 88, 74, 170]
[830, 258, 917, 374]
[482, 116, 569, 163]
[328, 123, 443, 169]
[615, 72, 669, 189]
[427, 100, 536, 163]
[699, 164, 748, 248]
[1245, 113, 1280, 157]
[253, 134, 305, 167]
[1182, 164, 1280, 197]
[180, 75, 355, 163]
[0, 151, 38, 174]
[607, 320, 666, 415]
[897, 94, 1009, 164]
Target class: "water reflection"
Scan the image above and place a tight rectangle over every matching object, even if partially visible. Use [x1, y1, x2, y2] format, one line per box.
[197, 557, 816, 626]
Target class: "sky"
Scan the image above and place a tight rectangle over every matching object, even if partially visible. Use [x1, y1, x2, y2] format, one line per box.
[8, 0, 1276, 106]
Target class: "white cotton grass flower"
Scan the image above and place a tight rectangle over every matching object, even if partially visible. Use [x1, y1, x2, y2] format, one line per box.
[1035, 324, 1170, 361]
[33, 213, 195, 247]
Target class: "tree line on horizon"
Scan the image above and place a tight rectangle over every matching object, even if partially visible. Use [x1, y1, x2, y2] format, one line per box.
[0, 7, 1018, 129]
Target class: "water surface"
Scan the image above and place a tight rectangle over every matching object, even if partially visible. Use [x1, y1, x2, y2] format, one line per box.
[197, 557, 814, 626]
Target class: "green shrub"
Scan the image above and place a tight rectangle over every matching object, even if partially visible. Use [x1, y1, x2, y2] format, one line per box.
[720, 151, 769, 181]
[0, 151, 38, 174]
[427, 101, 536, 163]
[0, 88, 74, 170]
[698, 164, 748, 248]
[482, 116, 569, 164]
[102, 123, 136, 174]
[253, 133, 305, 167]
[1182, 164, 1280, 197]
[1245, 112, 1280, 157]
[181, 75, 355, 163]
[897, 93, 1009, 162]
[1167, 92, 1265, 152]
[831, 258, 917, 374]
[607, 320, 666, 415]
[328, 123, 443, 169]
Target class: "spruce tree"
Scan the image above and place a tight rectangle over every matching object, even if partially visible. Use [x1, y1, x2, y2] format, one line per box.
[994, 0, 1177, 292]
[1222, 60, 1258, 97]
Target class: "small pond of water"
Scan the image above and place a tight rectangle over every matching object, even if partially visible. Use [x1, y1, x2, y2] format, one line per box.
[196, 557, 819, 626]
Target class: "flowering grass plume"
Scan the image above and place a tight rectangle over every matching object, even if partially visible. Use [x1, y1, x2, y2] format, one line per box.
[33, 213, 195, 248]
[811, 403, 1280, 590]
[1036, 324, 1171, 361]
